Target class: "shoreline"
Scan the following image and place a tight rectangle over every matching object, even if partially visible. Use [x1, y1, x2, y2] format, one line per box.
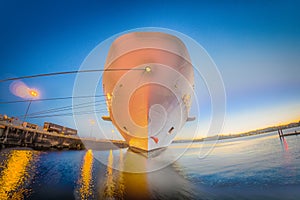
[173, 121, 300, 143]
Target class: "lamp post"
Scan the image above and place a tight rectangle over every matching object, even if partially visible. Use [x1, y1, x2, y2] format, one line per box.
[23, 89, 39, 125]
[89, 119, 95, 138]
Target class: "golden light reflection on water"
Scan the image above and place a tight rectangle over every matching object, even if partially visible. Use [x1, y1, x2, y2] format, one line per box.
[78, 149, 94, 200]
[0, 150, 35, 200]
[122, 150, 149, 199]
[104, 149, 115, 198]
[100, 149, 149, 199]
[116, 149, 125, 197]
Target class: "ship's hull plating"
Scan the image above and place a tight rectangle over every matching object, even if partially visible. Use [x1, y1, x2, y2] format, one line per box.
[102, 32, 194, 151]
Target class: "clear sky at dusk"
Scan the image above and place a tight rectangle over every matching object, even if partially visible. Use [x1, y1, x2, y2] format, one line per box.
[0, 0, 299, 139]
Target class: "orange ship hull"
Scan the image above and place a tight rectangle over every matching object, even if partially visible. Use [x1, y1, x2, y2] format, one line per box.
[102, 32, 194, 151]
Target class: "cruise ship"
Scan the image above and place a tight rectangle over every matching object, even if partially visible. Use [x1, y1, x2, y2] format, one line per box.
[102, 32, 194, 152]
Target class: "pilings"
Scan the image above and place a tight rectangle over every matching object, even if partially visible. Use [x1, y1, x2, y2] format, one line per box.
[0, 123, 128, 151]
[278, 128, 299, 139]
[0, 124, 84, 150]
[278, 128, 284, 139]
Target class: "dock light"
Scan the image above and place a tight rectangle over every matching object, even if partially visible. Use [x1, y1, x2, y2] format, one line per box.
[90, 119, 95, 125]
[145, 66, 151, 72]
[29, 89, 39, 97]
[112, 129, 115, 140]
[89, 119, 95, 138]
[23, 88, 39, 125]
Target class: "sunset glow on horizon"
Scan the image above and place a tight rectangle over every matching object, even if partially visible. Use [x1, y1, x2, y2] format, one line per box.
[0, 1, 299, 140]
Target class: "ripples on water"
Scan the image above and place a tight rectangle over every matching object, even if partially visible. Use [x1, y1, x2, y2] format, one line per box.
[0, 150, 39, 199]
[0, 128, 299, 200]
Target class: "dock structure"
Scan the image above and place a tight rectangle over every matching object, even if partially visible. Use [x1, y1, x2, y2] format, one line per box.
[278, 128, 300, 139]
[0, 122, 128, 151]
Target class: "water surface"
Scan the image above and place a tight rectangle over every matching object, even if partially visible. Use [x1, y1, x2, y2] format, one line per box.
[0, 128, 299, 199]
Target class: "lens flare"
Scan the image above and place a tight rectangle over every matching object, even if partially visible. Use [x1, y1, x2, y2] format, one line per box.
[9, 81, 39, 99]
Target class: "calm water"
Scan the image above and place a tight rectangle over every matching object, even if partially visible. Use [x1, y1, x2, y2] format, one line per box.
[0, 128, 299, 200]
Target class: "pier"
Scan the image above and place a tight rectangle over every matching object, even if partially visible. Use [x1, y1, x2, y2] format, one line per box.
[0, 122, 128, 151]
[278, 128, 300, 139]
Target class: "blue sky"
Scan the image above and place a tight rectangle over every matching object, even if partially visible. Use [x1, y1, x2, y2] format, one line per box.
[0, 0, 299, 138]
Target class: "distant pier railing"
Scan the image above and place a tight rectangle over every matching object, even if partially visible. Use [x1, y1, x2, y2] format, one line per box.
[0, 122, 128, 150]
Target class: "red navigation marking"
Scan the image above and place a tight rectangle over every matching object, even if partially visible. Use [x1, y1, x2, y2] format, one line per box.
[150, 136, 159, 144]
